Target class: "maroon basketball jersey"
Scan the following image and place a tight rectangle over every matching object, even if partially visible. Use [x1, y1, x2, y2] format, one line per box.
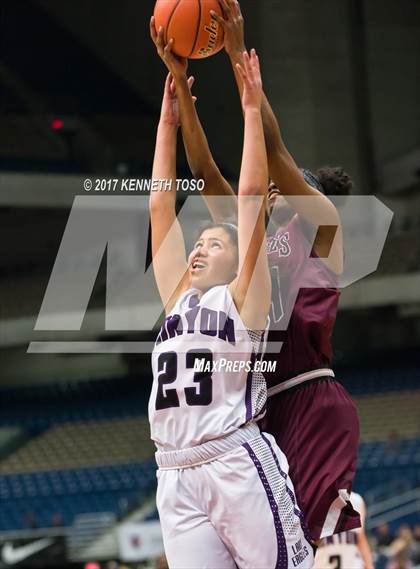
[264, 215, 340, 388]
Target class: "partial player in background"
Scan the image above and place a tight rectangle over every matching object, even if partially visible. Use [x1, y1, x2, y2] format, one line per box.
[314, 492, 374, 569]
[148, 34, 314, 568]
[179, 0, 361, 542]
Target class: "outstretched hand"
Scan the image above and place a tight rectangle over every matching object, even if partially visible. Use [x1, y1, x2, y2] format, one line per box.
[160, 73, 197, 127]
[150, 16, 188, 79]
[210, 0, 245, 58]
[235, 49, 262, 111]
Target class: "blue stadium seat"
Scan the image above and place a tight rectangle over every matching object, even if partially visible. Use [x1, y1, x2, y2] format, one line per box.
[0, 460, 157, 531]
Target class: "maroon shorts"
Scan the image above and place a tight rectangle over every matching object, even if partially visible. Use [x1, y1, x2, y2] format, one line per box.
[259, 378, 361, 541]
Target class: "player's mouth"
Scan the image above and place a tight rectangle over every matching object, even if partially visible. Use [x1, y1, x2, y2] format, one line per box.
[191, 260, 208, 273]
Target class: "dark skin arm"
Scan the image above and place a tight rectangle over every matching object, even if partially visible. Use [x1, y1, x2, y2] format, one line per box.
[150, 17, 237, 223]
[211, 0, 343, 273]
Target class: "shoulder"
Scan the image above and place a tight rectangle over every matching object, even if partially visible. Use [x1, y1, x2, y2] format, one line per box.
[202, 285, 231, 306]
[350, 492, 364, 508]
[169, 288, 199, 315]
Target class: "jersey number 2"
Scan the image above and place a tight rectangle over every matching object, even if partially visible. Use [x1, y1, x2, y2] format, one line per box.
[328, 555, 342, 569]
[155, 350, 213, 410]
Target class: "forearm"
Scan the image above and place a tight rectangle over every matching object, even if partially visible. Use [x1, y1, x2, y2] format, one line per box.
[261, 93, 295, 162]
[229, 47, 271, 327]
[150, 121, 177, 212]
[150, 117, 188, 313]
[176, 75, 237, 220]
[177, 77, 219, 181]
[228, 50, 289, 161]
[239, 108, 267, 196]
[235, 106, 270, 328]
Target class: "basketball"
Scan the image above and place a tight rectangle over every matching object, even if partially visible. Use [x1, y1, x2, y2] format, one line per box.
[153, 0, 224, 59]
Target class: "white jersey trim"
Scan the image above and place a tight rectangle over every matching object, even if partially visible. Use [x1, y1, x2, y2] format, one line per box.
[156, 422, 260, 469]
[320, 489, 351, 539]
[267, 368, 335, 397]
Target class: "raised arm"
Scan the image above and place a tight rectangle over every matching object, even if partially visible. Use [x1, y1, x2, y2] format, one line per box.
[150, 73, 190, 313]
[228, 50, 270, 330]
[177, 72, 238, 223]
[150, 17, 237, 223]
[212, 0, 343, 273]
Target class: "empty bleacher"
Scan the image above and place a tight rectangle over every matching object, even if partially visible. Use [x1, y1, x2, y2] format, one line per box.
[340, 359, 420, 500]
[356, 391, 420, 441]
[0, 414, 157, 531]
[0, 417, 154, 474]
[0, 363, 418, 531]
[340, 362, 420, 397]
[0, 376, 149, 431]
[339, 359, 420, 443]
[0, 426, 28, 460]
[0, 460, 157, 531]
[0, 377, 156, 531]
[355, 439, 420, 498]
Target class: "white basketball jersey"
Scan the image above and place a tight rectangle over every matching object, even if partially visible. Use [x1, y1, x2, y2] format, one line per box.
[149, 286, 267, 451]
[314, 493, 366, 569]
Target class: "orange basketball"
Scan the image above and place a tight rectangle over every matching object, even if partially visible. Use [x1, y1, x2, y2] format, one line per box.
[154, 0, 224, 59]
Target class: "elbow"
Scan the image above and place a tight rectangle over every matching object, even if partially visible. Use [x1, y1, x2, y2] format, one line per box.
[191, 164, 212, 184]
[239, 182, 266, 197]
[149, 195, 165, 216]
[238, 186, 257, 197]
[189, 157, 217, 184]
[191, 165, 206, 182]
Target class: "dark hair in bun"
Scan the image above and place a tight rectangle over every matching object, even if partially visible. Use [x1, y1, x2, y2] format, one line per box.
[315, 166, 353, 196]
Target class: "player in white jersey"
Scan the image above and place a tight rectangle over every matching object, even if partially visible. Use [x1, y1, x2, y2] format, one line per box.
[149, 23, 313, 569]
[314, 493, 374, 569]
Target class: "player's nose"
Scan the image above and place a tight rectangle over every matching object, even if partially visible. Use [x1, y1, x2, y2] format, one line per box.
[198, 246, 209, 256]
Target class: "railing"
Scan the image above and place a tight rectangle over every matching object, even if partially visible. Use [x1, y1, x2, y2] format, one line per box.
[67, 512, 116, 561]
[0, 527, 67, 540]
[364, 478, 417, 505]
[366, 487, 420, 530]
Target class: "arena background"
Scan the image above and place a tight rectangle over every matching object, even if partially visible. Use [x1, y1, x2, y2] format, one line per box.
[0, 1, 419, 568]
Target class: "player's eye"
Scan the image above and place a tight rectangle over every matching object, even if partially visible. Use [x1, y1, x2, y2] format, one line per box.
[211, 242, 221, 249]
[194, 241, 203, 249]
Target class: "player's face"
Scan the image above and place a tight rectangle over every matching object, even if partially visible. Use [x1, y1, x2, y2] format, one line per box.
[267, 182, 294, 227]
[188, 227, 237, 291]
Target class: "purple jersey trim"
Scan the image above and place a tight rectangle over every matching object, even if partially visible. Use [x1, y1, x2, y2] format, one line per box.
[261, 433, 313, 545]
[243, 442, 287, 569]
[244, 353, 256, 422]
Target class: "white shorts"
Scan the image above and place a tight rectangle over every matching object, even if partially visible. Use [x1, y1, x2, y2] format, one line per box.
[155, 424, 314, 569]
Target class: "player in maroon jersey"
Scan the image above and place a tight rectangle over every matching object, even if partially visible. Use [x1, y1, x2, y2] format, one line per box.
[260, 169, 361, 541]
[208, 0, 361, 541]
